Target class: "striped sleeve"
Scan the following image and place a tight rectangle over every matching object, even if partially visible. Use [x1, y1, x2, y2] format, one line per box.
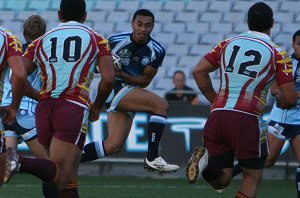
[5, 32, 22, 58]
[204, 39, 228, 68]
[274, 48, 294, 85]
[23, 39, 39, 61]
[94, 33, 111, 58]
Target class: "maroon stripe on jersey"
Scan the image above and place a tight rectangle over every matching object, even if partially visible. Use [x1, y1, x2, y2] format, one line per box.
[0, 44, 6, 73]
[60, 39, 94, 104]
[233, 77, 254, 110]
[38, 42, 56, 100]
[73, 41, 96, 103]
[251, 59, 275, 114]
[68, 41, 92, 88]
[234, 49, 274, 115]
[213, 51, 229, 108]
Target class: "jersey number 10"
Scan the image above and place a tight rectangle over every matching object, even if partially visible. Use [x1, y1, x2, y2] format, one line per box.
[49, 36, 82, 63]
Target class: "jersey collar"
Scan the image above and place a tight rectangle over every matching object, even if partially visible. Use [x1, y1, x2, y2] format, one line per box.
[247, 30, 270, 40]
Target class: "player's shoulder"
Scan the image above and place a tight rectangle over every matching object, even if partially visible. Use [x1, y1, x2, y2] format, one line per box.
[108, 32, 131, 43]
[148, 35, 165, 54]
[0, 26, 17, 38]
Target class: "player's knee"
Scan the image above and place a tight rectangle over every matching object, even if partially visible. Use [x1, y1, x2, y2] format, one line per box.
[264, 157, 276, 168]
[154, 99, 169, 115]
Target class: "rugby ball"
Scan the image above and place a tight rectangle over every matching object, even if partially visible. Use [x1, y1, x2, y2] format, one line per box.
[112, 53, 122, 71]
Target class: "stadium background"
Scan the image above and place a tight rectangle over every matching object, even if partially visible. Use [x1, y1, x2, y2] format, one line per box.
[1, 0, 298, 184]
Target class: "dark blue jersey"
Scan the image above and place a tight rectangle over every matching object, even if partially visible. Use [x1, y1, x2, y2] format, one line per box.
[108, 32, 165, 81]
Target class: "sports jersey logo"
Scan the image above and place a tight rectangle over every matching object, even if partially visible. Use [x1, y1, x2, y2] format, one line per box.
[141, 57, 150, 66]
[119, 49, 131, 58]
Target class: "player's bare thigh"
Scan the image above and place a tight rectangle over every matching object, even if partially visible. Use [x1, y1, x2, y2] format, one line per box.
[26, 138, 49, 159]
[5, 136, 18, 150]
[290, 135, 300, 164]
[104, 111, 133, 154]
[49, 137, 82, 189]
[265, 132, 285, 167]
[117, 87, 168, 116]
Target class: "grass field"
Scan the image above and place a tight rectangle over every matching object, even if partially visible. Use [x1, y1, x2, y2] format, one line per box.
[0, 173, 295, 198]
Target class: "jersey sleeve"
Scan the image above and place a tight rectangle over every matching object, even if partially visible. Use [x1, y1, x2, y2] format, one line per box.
[150, 47, 165, 68]
[94, 33, 111, 58]
[23, 39, 39, 61]
[274, 49, 294, 85]
[5, 33, 22, 58]
[204, 39, 228, 68]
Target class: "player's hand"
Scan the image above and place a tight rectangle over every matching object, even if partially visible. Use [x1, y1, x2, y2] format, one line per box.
[88, 104, 101, 122]
[274, 89, 285, 108]
[115, 69, 122, 77]
[0, 105, 17, 125]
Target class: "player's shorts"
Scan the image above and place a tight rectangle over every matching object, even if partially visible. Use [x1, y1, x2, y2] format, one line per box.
[268, 120, 300, 141]
[203, 110, 268, 168]
[36, 98, 89, 149]
[105, 80, 135, 118]
[3, 109, 37, 142]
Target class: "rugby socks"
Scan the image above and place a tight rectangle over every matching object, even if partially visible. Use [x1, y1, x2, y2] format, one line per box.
[146, 115, 167, 161]
[232, 163, 242, 177]
[19, 155, 59, 182]
[80, 140, 106, 162]
[201, 159, 223, 182]
[296, 167, 300, 197]
[235, 191, 250, 198]
[58, 181, 79, 198]
[42, 182, 58, 198]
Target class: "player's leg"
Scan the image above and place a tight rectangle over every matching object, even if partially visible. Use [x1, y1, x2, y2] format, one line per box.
[0, 131, 6, 187]
[81, 111, 132, 162]
[290, 134, 300, 197]
[264, 132, 285, 167]
[186, 111, 234, 190]
[118, 87, 179, 172]
[238, 166, 263, 198]
[49, 137, 82, 195]
[26, 138, 49, 159]
[4, 133, 18, 150]
[104, 111, 133, 155]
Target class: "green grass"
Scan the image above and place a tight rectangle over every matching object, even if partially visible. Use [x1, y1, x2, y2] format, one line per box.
[0, 174, 295, 198]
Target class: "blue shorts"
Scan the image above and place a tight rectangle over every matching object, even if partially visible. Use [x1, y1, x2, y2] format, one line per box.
[4, 109, 36, 141]
[268, 120, 300, 141]
[105, 80, 135, 118]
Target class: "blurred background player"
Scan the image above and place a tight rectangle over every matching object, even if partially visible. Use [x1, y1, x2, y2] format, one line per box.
[3, 15, 47, 159]
[0, 19, 27, 187]
[3, 0, 115, 197]
[2, 14, 57, 197]
[232, 29, 300, 197]
[186, 2, 297, 198]
[81, 9, 179, 173]
[164, 70, 200, 105]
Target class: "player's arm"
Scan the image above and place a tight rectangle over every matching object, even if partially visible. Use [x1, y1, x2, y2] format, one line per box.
[192, 58, 217, 104]
[90, 55, 115, 122]
[2, 55, 27, 125]
[23, 57, 39, 101]
[118, 65, 157, 88]
[273, 51, 297, 109]
[275, 82, 297, 109]
[7, 55, 26, 109]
